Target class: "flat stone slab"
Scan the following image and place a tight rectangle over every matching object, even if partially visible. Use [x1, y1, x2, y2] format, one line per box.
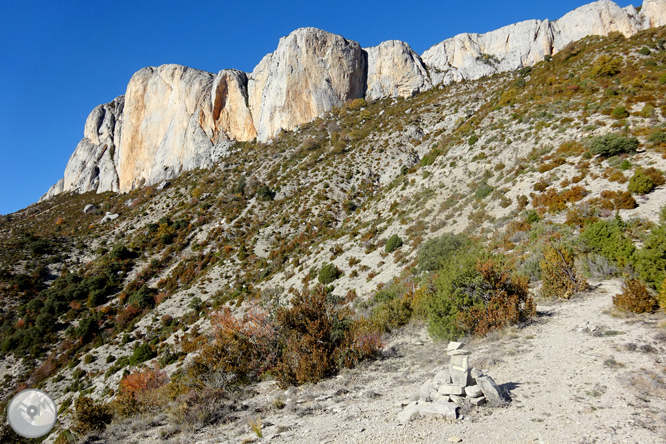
[419, 400, 458, 420]
[438, 384, 464, 396]
[470, 367, 483, 379]
[447, 349, 471, 356]
[476, 375, 511, 405]
[465, 385, 483, 398]
[447, 342, 465, 351]
[449, 394, 464, 405]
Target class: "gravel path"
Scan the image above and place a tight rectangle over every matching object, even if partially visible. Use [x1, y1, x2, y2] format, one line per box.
[113, 280, 666, 444]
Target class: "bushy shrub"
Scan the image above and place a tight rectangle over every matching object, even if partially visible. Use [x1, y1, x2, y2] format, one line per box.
[318, 263, 340, 285]
[589, 134, 639, 157]
[580, 218, 635, 267]
[128, 285, 155, 309]
[613, 279, 658, 313]
[599, 190, 637, 209]
[658, 277, 666, 311]
[474, 181, 493, 200]
[256, 185, 274, 201]
[539, 244, 588, 298]
[590, 55, 622, 77]
[73, 396, 113, 434]
[426, 250, 535, 340]
[627, 170, 655, 195]
[611, 106, 629, 119]
[129, 343, 156, 366]
[639, 46, 652, 56]
[468, 134, 479, 145]
[113, 364, 168, 417]
[634, 225, 666, 289]
[385, 234, 403, 253]
[418, 233, 471, 272]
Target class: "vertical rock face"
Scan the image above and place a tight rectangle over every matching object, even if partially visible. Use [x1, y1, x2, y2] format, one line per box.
[421, 0, 664, 85]
[118, 65, 215, 191]
[42, 0, 666, 200]
[42, 96, 124, 200]
[248, 27, 367, 142]
[642, 0, 666, 27]
[422, 19, 555, 84]
[365, 40, 431, 101]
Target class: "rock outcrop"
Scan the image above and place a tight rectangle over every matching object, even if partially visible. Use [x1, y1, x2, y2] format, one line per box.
[422, 0, 665, 85]
[42, 0, 666, 200]
[248, 27, 366, 142]
[365, 40, 431, 101]
[42, 96, 124, 199]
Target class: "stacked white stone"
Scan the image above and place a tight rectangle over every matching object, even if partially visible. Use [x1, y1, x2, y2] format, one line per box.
[398, 342, 510, 423]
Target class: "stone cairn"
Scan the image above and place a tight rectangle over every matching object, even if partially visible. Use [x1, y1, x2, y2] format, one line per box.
[397, 342, 510, 423]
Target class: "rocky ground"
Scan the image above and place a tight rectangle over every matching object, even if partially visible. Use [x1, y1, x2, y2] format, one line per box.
[89, 279, 666, 444]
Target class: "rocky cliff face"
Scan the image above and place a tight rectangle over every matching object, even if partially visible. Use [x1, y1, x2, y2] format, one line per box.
[249, 28, 367, 142]
[365, 40, 431, 101]
[422, 0, 665, 84]
[42, 0, 666, 200]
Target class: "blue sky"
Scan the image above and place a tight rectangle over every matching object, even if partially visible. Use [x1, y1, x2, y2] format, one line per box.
[0, 0, 635, 215]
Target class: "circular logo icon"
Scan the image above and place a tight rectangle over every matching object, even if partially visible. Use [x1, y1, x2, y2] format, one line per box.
[7, 389, 57, 438]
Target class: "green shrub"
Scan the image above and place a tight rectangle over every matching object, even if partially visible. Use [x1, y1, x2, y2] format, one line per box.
[589, 134, 639, 157]
[129, 343, 156, 366]
[639, 46, 652, 56]
[627, 171, 655, 195]
[385, 234, 403, 253]
[110, 244, 133, 261]
[75, 316, 99, 341]
[613, 279, 658, 313]
[418, 233, 471, 272]
[634, 225, 666, 289]
[468, 134, 479, 145]
[526, 210, 540, 224]
[256, 185, 274, 201]
[579, 218, 635, 267]
[426, 250, 535, 340]
[611, 106, 629, 119]
[474, 181, 493, 200]
[660, 73, 666, 85]
[128, 285, 155, 309]
[648, 131, 666, 146]
[318, 263, 340, 285]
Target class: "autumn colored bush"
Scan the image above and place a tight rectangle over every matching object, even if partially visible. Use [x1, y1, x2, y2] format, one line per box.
[613, 279, 658, 313]
[531, 186, 588, 214]
[539, 244, 588, 299]
[113, 363, 168, 417]
[599, 190, 637, 210]
[73, 396, 113, 434]
[426, 249, 536, 340]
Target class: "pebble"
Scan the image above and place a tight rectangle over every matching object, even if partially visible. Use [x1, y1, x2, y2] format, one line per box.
[448, 437, 463, 442]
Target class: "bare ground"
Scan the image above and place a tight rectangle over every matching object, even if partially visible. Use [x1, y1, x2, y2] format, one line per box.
[98, 279, 666, 444]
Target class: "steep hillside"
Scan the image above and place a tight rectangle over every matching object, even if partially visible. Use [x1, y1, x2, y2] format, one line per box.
[1, 26, 666, 443]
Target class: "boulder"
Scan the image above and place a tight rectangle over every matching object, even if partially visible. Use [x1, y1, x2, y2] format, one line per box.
[465, 385, 483, 398]
[397, 402, 422, 423]
[100, 212, 119, 223]
[418, 400, 459, 420]
[419, 380, 435, 401]
[476, 375, 511, 405]
[83, 204, 98, 214]
[469, 396, 487, 406]
[433, 369, 451, 385]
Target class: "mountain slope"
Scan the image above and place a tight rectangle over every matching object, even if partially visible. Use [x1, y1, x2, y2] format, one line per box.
[1, 21, 666, 444]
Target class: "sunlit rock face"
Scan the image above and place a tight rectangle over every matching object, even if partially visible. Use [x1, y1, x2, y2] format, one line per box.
[248, 27, 367, 142]
[421, 0, 662, 85]
[365, 40, 431, 101]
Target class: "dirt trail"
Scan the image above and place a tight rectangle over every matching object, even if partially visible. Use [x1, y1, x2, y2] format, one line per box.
[142, 280, 666, 444]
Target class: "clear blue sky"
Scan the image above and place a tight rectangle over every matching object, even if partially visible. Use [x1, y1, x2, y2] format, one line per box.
[0, 0, 635, 215]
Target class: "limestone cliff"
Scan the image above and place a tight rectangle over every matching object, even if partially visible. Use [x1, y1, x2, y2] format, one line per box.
[365, 40, 431, 101]
[248, 27, 366, 142]
[422, 0, 665, 84]
[42, 0, 666, 200]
